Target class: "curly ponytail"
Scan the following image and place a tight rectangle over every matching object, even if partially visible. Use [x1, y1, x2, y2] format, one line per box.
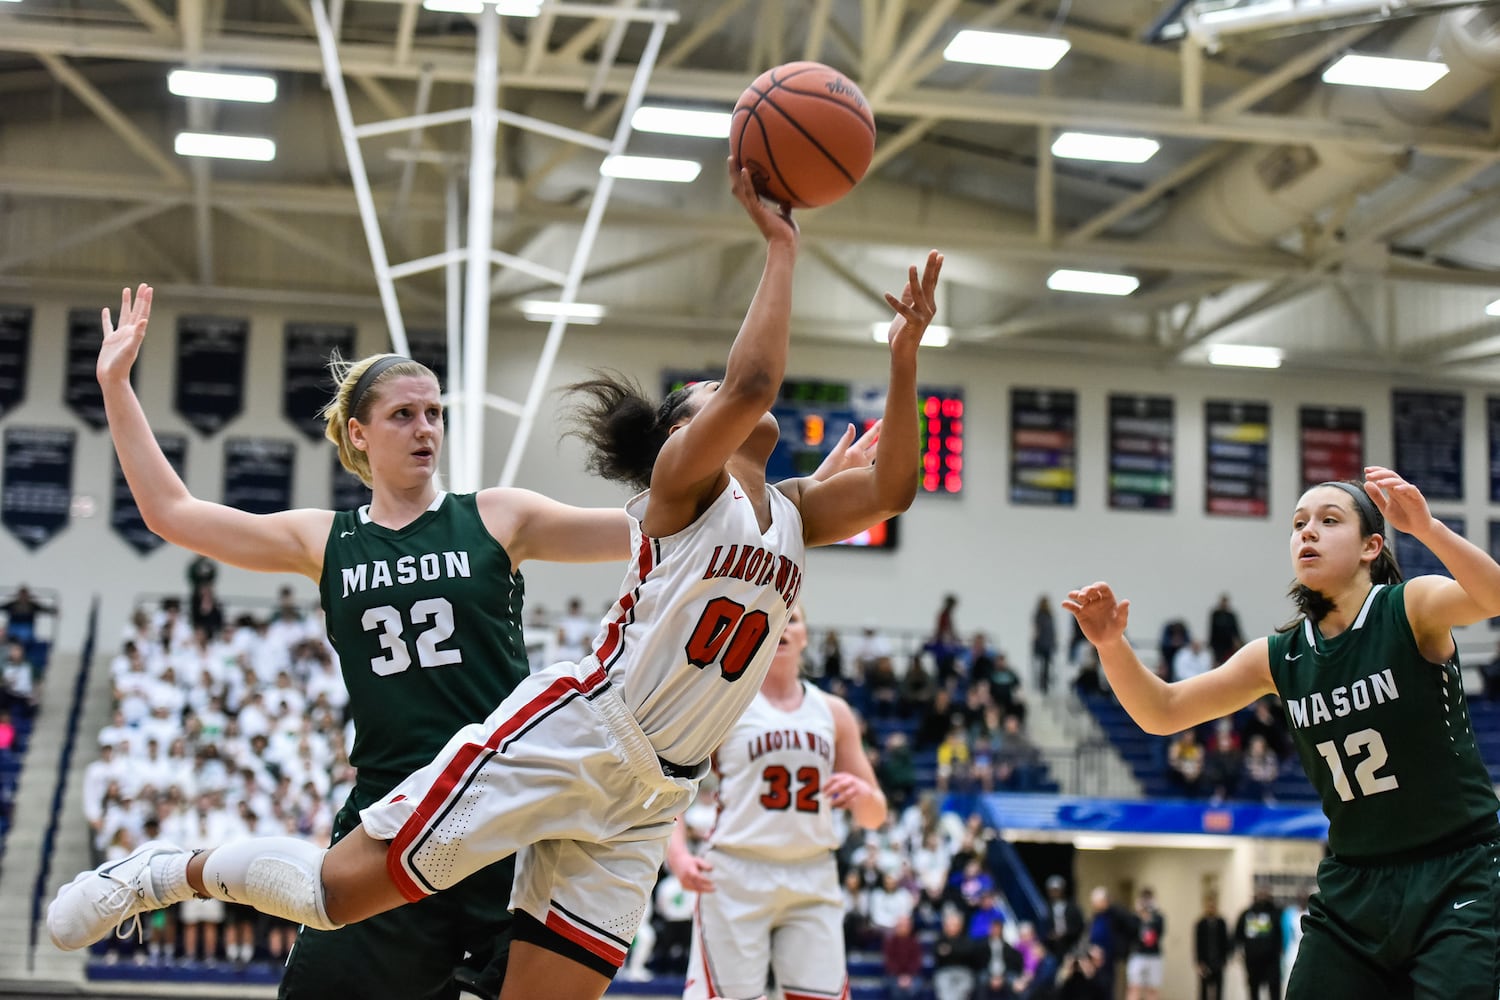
[564, 370, 700, 493]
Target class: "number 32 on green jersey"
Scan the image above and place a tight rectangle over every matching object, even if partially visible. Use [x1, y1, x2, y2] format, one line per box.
[361, 597, 463, 675]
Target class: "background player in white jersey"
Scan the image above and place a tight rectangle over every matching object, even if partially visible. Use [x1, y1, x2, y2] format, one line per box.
[50, 159, 944, 1000]
[670, 602, 886, 1000]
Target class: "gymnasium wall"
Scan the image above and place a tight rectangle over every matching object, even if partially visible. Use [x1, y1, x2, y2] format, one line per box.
[2, 288, 1498, 666]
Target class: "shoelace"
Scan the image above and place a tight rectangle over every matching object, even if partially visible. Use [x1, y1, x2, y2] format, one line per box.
[99, 878, 148, 944]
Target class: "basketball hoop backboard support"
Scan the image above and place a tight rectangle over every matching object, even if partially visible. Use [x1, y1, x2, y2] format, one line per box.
[311, 0, 678, 491]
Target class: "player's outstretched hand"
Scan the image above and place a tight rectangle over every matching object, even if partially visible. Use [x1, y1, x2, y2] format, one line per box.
[1062, 583, 1130, 647]
[810, 420, 881, 481]
[98, 283, 152, 386]
[729, 157, 797, 246]
[882, 250, 943, 357]
[1363, 466, 1433, 536]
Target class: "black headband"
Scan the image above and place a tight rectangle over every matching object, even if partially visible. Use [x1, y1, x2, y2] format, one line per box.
[349, 355, 411, 420]
[1317, 481, 1384, 535]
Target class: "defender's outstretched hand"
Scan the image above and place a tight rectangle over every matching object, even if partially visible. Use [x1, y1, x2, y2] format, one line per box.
[1062, 583, 1131, 646]
[1363, 466, 1433, 536]
[882, 250, 943, 356]
[811, 420, 881, 481]
[98, 284, 152, 385]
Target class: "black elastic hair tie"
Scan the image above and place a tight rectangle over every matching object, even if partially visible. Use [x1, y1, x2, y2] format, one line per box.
[1317, 480, 1384, 535]
[348, 355, 410, 421]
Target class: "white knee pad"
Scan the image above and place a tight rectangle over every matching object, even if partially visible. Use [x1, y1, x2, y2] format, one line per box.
[199, 837, 342, 931]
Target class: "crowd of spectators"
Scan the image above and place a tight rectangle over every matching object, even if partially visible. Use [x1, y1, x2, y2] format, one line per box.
[82, 581, 346, 966]
[1, 585, 55, 840]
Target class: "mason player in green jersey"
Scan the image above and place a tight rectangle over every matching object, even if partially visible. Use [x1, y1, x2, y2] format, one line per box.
[1065, 467, 1500, 999]
[82, 282, 639, 1000]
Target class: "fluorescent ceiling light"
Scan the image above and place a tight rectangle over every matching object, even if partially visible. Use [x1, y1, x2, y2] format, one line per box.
[1052, 131, 1160, 164]
[174, 131, 276, 162]
[1047, 269, 1139, 296]
[168, 69, 277, 103]
[943, 29, 1070, 70]
[423, 0, 540, 14]
[1322, 53, 1449, 92]
[871, 322, 951, 348]
[1486, 298, 1500, 317]
[600, 155, 702, 183]
[631, 106, 733, 139]
[1208, 344, 1284, 369]
[519, 300, 606, 325]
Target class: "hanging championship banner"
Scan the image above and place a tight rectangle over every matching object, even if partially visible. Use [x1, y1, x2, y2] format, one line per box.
[332, 450, 372, 512]
[1393, 516, 1465, 581]
[1299, 406, 1363, 489]
[1108, 394, 1173, 512]
[284, 323, 356, 441]
[1392, 390, 1463, 501]
[111, 434, 186, 555]
[223, 438, 295, 515]
[2, 426, 76, 550]
[65, 308, 113, 430]
[1205, 400, 1270, 517]
[176, 315, 248, 436]
[0, 306, 32, 419]
[1010, 388, 1077, 506]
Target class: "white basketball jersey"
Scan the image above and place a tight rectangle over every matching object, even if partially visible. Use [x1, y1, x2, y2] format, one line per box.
[708, 681, 838, 861]
[590, 476, 806, 766]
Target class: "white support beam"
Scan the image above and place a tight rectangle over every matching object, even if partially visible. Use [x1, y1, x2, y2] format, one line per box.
[1212, 24, 1377, 117]
[523, 5, 557, 75]
[388, 248, 468, 281]
[443, 172, 464, 488]
[353, 107, 473, 138]
[489, 251, 566, 286]
[498, 17, 670, 488]
[312, 0, 409, 356]
[458, 3, 502, 493]
[0, 200, 179, 272]
[583, 0, 640, 112]
[391, 66, 435, 233]
[36, 53, 186, 184]
[497, 236, 725, 302]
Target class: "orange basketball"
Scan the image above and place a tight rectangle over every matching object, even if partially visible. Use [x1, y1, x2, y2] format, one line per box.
[729, 61, 876, 209]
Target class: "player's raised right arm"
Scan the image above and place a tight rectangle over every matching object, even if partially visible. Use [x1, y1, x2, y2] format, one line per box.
[100, 285, 330, 579]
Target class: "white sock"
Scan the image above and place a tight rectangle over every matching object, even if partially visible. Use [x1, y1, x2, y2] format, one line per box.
[148, 853, 196, 906]
[197, 838, 342, 931]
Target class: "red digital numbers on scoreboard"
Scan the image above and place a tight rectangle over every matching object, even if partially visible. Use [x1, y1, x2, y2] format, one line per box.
[919, 389, 964, 495]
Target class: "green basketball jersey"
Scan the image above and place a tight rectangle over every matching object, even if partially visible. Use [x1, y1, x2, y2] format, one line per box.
[318, 492, 529, 791]
[1267, 582, 1498, 858]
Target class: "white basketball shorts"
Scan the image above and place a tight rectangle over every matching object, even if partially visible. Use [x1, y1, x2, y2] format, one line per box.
[360, 660, 703, 969]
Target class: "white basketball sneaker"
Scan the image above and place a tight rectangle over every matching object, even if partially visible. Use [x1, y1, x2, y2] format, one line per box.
[47, 840, 190, 950]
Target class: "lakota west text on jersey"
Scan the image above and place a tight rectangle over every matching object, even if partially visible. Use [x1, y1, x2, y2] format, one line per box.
[745, 727, 834, 763]
[700, 544, 803, 608]
[1285, 667, 1399, 730]
[341, 551, 472, 598]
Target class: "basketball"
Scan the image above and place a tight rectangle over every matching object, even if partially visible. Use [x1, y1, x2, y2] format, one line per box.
[729, 61, 876, 209]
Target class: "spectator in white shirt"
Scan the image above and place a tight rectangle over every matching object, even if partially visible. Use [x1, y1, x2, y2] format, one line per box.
[1172, 637, 1215, 683]
[867, 871, 917, 934]
[555, 597, 594, 663]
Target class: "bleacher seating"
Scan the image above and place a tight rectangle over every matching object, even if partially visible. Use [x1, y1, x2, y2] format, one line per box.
[1, 585, 56, 862]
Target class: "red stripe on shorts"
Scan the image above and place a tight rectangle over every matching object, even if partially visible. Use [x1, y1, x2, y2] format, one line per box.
[386, 666, 609, 900]
[544, 910, 628, 967]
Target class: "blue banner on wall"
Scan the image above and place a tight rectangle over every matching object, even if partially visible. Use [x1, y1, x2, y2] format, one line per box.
[0, 306, 32, 419]
[1393, 390, 1463, 501]
[2, 426, 76, 551]
[963, 793, 1330, 841]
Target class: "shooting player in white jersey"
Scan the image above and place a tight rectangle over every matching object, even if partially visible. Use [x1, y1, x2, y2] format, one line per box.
[49, 160, 943, 1000]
